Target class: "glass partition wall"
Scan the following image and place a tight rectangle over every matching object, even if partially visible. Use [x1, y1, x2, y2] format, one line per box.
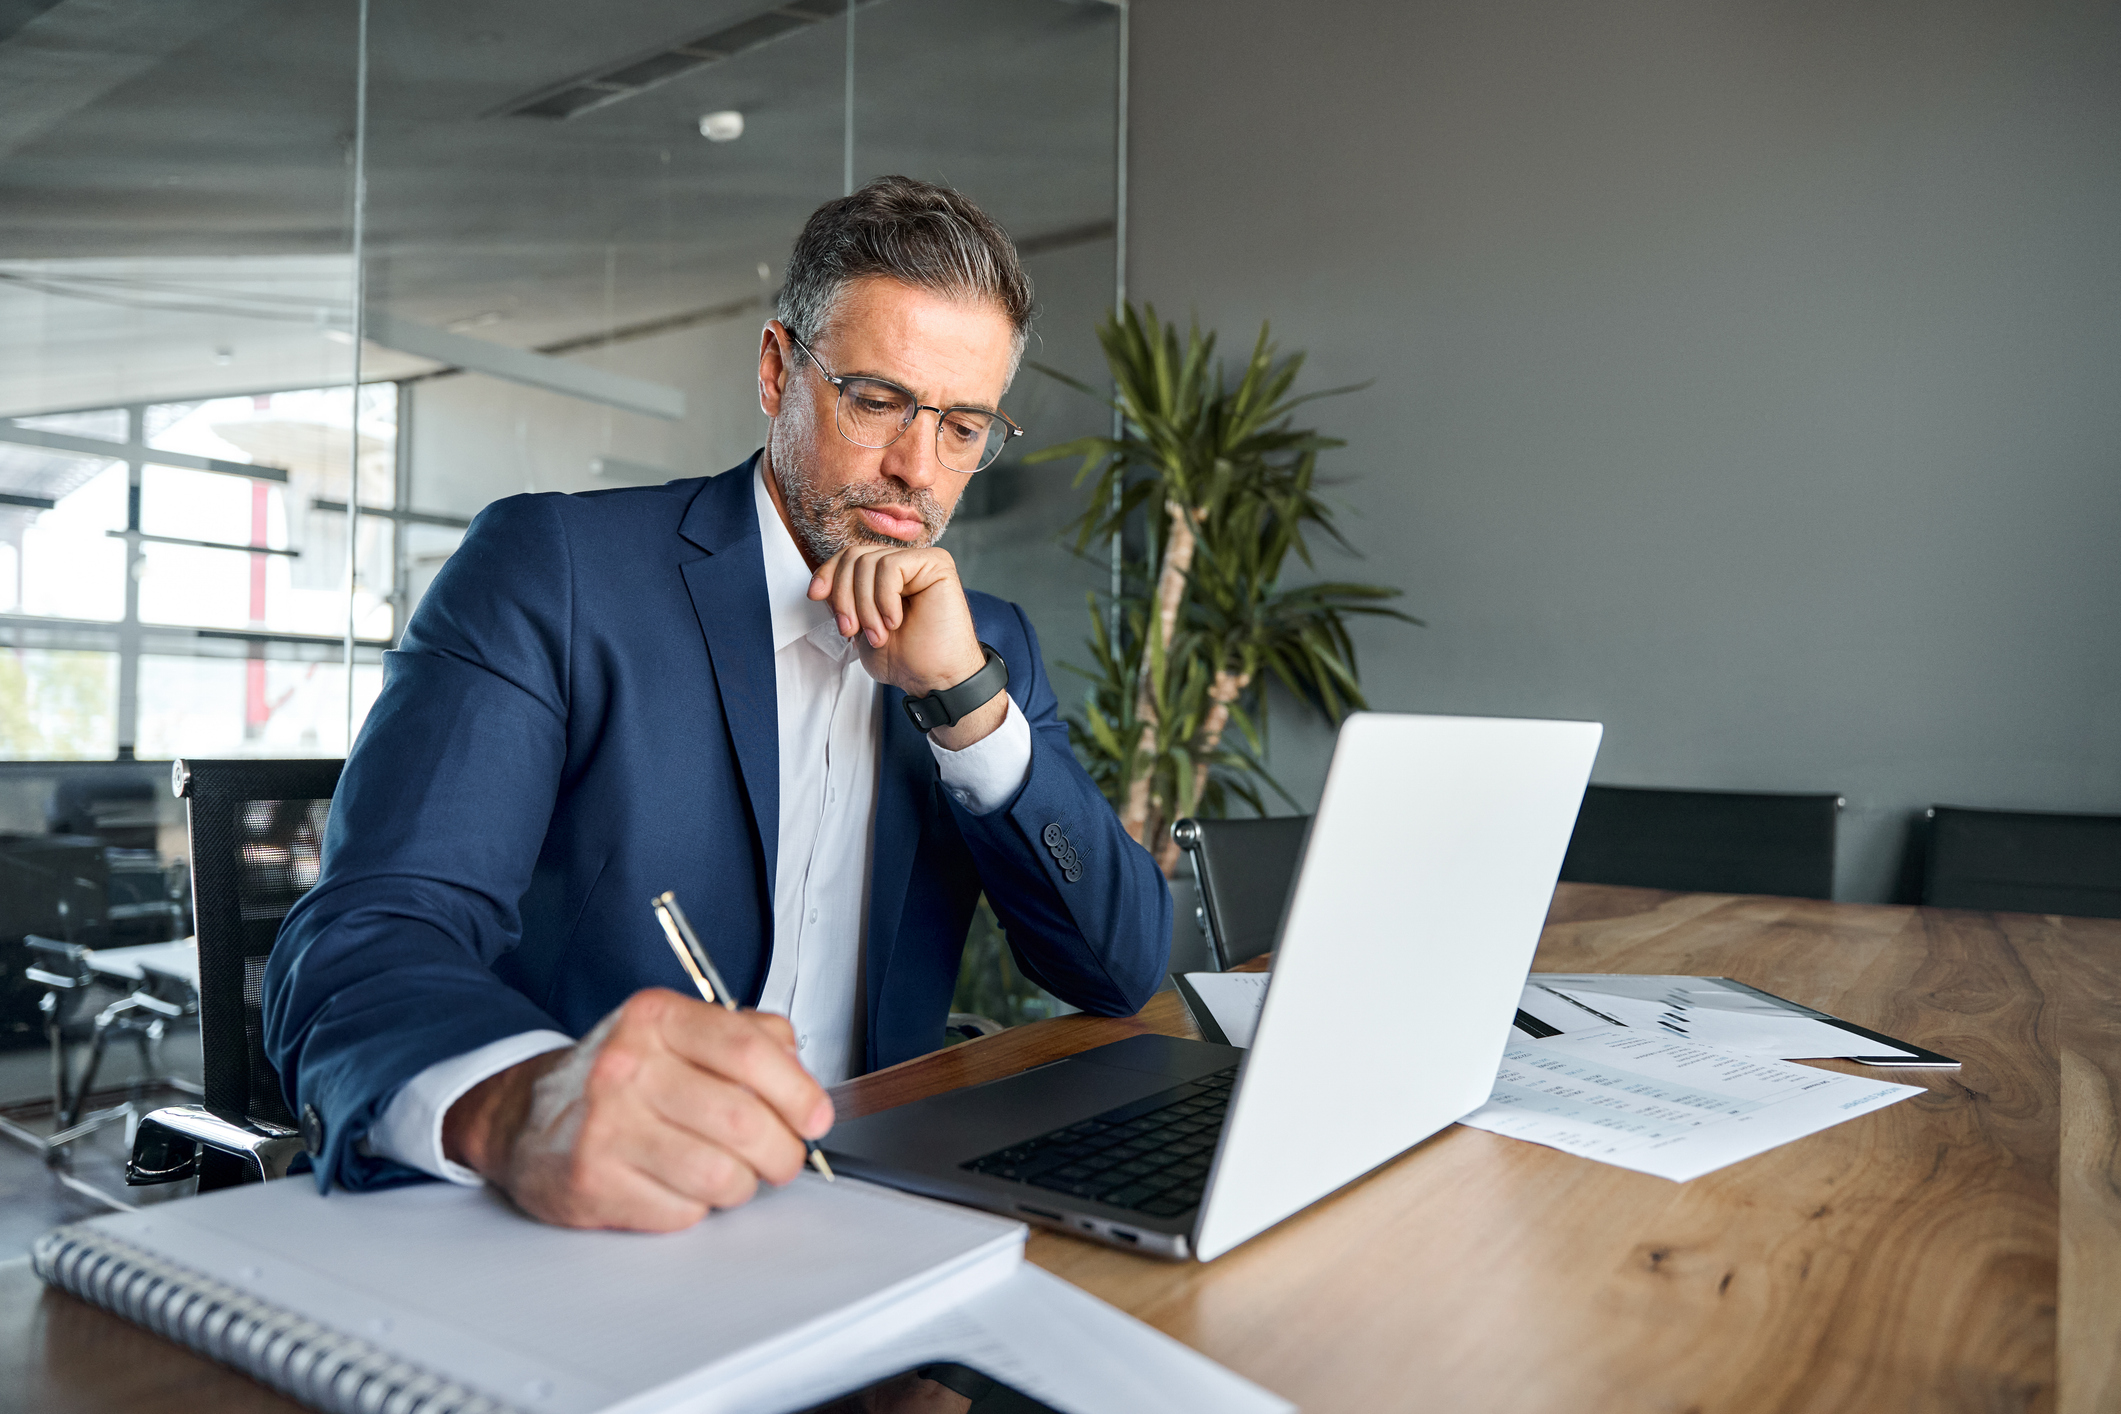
[0, 4, 375, 766]
[6, 0, 1125, 766]
[1, 2, 1126, 1053]
[367, 0, 1125, 668]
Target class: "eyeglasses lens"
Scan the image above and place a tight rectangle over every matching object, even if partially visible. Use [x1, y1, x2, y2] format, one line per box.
[834, 377, 1007, 473]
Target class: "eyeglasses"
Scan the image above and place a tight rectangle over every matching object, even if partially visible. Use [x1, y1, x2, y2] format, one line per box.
[785, 329, 1023, 474]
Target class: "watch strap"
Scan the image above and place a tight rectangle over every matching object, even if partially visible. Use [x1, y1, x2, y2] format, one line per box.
[902, 643, 1009, 734]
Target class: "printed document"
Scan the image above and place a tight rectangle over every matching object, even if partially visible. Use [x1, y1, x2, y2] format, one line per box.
[1520, 980, 1915, 1059]
[1176, 971, 1271, 1047]
[1458, 1026, 1922, 1181]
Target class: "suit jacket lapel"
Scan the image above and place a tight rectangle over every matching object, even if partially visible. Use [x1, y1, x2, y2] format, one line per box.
[677, 461, 780, 933]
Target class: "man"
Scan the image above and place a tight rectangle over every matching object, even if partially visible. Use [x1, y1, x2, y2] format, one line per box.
[264, 177, 1172, 1230]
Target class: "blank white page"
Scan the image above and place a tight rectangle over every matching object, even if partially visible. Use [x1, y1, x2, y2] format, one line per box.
[86, 1172, 1022, 1414]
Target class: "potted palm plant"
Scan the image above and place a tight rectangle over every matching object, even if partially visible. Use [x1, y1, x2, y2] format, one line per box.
[1032, 303, 1418, 875]
[947, 304, 1414, 1035]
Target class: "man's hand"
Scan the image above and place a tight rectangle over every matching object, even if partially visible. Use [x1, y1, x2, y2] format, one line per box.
[809, 542, 1005, 750]
[442, 989, 834, 1231]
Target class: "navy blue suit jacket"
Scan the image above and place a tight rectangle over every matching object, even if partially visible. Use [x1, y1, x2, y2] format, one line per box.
[263, 458, 1172, 1191]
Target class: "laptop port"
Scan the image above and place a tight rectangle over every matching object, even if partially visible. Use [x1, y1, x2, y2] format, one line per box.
[1110, 1228, 1140, 1244]
[1018, 1205, 1063, 1223]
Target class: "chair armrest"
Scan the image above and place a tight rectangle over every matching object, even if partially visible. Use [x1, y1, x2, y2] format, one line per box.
[945, 1012, 1006, 1040]
[23, 935, 96, 989]
[126, 1105, 305, 1186]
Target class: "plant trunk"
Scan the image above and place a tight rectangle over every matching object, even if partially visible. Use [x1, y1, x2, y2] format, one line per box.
[1120, 501, 1199, 859]
[1184, 669, 1252, 831]
[1153, 815, 1182, 877]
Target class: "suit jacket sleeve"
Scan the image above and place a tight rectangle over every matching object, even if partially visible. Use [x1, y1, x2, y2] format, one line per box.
[952, 601, 1173, 1015]
[262, 493, 579, 1192]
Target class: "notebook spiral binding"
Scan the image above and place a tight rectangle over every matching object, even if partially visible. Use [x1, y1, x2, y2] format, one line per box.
[32, 1224, 527, 1414]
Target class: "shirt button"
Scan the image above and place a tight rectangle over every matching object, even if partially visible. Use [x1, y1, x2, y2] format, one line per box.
[828, 787, 836, 802]
[808, 908, 818, 924]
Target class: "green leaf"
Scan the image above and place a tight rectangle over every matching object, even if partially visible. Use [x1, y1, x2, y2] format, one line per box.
[1056, 300, 1419, 829]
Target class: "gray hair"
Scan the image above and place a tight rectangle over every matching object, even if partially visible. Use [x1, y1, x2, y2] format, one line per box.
[777, 176, 1034, 373]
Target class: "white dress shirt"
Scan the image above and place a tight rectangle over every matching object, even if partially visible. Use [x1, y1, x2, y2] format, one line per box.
[362, 463, 1032, 1183]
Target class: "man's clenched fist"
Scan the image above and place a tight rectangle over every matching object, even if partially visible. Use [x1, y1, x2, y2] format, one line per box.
[442, 989, 834, 1231]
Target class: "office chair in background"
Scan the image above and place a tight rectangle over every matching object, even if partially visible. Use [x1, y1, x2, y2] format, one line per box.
[1171, 816, 1311, 971]
[1922, 806, 2121, 919]
[128, 758, 342, 1192]
[3, 936, 195, 1164]
[0, 829, 197, 1194]
[1557, 785, 1843, 900]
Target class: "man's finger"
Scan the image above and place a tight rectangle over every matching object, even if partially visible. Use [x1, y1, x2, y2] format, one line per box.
[872, 552, 908, 632]
[826, 546, 865, 639]
[752, 1010, 799, 1050]
[508, 1084, 718, 1232]
[636, 1061, 807, 1187]
[658, 1002, 835, 1139]
[851, 548, 889, 647]
[807, 550, 844, 603]
[537, 1155, 711, 1232]
[606, 1099, 773, 1208]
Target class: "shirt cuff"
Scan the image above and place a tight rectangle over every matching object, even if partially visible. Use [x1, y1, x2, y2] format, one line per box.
[360, 1029, 575, 1185]
[929, 692, 1032, 816]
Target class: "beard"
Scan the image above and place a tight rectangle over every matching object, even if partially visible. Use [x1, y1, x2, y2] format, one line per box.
[768, 409, 952, 562]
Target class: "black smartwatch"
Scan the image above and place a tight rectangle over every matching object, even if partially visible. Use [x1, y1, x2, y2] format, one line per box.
[902, 643, 1009, 734]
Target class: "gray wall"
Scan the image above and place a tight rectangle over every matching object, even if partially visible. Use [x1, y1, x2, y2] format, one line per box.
[1125, 0, 2121, 901]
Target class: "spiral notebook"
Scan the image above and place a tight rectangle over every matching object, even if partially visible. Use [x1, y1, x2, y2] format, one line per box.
[33, 1173, 1287, 1414]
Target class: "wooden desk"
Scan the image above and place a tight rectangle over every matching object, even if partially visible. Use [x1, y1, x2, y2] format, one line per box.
[6, 885, 2118, 1413]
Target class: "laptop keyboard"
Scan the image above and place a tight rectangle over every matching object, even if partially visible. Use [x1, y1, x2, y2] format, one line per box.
[960, 1065, 1239, 1219]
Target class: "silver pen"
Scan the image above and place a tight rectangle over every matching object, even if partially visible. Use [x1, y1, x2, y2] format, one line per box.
[651, 890, 835, 1182]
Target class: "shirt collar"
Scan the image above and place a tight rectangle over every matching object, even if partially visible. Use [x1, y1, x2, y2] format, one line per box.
[754, 459, 856, 661]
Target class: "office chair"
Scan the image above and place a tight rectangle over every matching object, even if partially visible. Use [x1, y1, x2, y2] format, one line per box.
[0, 936, 195, 1163]
[127, 757, 342, 1191]
[1170, 816, 1312, 971]
[46, 763, 163, 852]
[0, 832, 107, 1047]
[1922, 805, 2121, 919]
[1557, 785, 1843, 900]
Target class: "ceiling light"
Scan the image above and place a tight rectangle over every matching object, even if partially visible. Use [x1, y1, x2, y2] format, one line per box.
[699, 111, 744, 142]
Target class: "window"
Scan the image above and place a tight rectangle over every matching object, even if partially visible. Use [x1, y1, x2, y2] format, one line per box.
[134, 656, 382, 759]
[0, 384, 400, 760]
[0, 649, 117, 759]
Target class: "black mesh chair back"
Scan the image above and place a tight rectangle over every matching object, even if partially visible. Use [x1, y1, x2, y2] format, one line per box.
[1558, 785, 1842, 900]
[177, 758, 342, 1133]
[1171, 816, 1312, 970]
[1923, 806, 2121, 918]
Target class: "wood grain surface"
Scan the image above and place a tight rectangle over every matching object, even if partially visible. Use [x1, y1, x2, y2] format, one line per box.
[3, 884, 2115, 1414]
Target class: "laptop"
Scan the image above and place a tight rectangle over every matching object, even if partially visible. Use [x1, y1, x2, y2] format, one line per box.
[823, 712, 1603, 1261]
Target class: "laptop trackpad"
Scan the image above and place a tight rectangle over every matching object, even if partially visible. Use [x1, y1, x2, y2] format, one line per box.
[828, 1039, 1236, 1167]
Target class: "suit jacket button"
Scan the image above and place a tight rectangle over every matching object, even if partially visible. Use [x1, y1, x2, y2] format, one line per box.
[1063, 866, 1083, 884]
[1042, 823, 1065, 847]
[300, 1103, 326, 1158]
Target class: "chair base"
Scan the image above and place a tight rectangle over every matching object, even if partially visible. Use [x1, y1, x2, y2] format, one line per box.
[127, 1104, 305, 1188]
